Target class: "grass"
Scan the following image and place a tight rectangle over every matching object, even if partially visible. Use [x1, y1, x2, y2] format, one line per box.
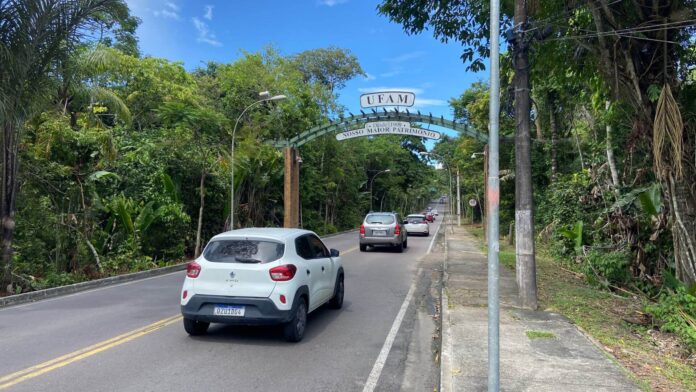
[464, 224, 696, 392]
[526, 330, 556, 340]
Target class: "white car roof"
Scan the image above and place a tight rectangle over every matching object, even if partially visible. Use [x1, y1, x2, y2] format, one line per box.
[211, 228, 313, 241]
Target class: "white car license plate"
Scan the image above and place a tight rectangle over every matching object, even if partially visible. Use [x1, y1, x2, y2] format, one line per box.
[213, 305, 245, 317]
[373, 230, 387, 236]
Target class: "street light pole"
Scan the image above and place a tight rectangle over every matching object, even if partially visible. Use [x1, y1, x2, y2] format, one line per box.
[457, 167, 461, 226]
[419, 152, 453, 233]
[488, 0, 502, 389]
[369, 169, 391, 211]
[230, 92, 286, 231]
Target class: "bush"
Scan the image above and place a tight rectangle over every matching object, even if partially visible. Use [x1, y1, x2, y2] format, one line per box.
[646, 287, 696, 351]
[582, 248, 631, 287]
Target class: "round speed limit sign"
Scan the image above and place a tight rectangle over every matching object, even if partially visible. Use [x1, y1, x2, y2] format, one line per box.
[469, 199, 477, 207]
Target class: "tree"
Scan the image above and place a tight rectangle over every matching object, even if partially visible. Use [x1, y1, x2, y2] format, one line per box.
[0, 0, 131, 292]
[380, 0, 539, 308]
[512, 0, 538, 309]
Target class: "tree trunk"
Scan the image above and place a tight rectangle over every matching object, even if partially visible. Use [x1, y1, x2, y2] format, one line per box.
[533, 101, 544, 141]
[1, 120, 19, 293]
[194, 171, 207, 258]
[549, 101, 558, 182]
[513, 0, 538, 310]
[605, 101, 621, 193]
[668, 174, 696, 286]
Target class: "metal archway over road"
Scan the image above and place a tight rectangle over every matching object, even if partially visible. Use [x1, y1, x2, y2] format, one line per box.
[270, 108, 489, 228]
[269, 108, 489, 148]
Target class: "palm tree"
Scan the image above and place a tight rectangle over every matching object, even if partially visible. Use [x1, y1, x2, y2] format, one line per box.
[0, 0, 130, 292]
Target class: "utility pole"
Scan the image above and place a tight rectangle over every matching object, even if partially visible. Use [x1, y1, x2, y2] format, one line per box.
[513, 0, 538, 310]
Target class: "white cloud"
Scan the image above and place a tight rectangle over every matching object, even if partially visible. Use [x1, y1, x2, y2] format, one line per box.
[414, 98, 447, 107]
[154, 2, 180, 20]
[358, 87, 424, 94]
[379, 69, 402, 78]
[386, 51, 427, 63]
[192, 17, 222, 46]
[318, 0, 349, 6]
[363, 73, 377, 81]
[204, 5, 213, 20]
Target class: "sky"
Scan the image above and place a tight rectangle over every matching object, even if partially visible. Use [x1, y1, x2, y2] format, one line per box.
[125, 0, 487, 141]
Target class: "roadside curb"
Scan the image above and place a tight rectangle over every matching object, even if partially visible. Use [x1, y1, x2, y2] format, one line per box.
[321, 228, 358, 239]
[0, 263, 187, 309]
[439, 217, 453, 392]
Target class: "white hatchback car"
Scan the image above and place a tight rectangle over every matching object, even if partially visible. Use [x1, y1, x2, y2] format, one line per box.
[404, 214, 429, 236]
[180, 228, 344, 342]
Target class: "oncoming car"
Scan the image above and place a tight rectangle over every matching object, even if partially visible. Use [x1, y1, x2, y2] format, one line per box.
[404, 214, 429, 236]
[180, 228, 344, 342]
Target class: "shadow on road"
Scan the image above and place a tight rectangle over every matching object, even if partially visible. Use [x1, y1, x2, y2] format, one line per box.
[187, 300, 352, 345]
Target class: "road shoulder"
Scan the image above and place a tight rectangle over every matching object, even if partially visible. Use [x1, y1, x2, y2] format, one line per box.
[439, 222, 640, 392]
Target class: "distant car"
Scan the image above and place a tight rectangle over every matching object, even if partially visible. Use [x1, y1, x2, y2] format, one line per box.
[359, 212, 408, 252]
[404, 214, 429, 236]
[180, 228, 344, 342]
[432, 209, 439, 216]
[425, 212, 434, 222]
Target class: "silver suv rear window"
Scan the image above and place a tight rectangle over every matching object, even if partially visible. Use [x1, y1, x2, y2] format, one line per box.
[365, 214, 395, 224]
[203, 239, 284, 263]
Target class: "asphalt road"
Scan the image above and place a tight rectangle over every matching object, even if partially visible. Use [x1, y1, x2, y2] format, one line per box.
[0, 217, 444, 392]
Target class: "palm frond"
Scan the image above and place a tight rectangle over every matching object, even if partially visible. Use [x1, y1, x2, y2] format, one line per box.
[91, 85, 132, 124]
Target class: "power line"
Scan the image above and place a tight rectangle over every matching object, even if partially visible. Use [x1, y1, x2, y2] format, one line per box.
[523, 0, 623, 34]
[547, 19, 696, 43]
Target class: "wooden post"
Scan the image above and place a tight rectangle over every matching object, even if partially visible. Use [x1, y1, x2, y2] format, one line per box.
[283, 147, 300, 228]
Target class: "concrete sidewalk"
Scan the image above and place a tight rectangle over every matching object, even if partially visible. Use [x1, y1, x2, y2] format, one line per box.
[440, 224, 639, 392]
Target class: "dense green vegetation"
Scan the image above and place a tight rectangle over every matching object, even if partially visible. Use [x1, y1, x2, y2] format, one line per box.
[380, 0, 696, 370]
[0, 1, 437, 294]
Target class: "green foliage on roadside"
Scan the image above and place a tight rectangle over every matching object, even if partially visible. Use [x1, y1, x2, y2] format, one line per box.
[5, 23, 437, 292]
[582, 249, 632, 287]
[646, 287, 696, 351]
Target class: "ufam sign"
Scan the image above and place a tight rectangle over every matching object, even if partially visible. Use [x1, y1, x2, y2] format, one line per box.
[360, 91, 415, 108]
[336, 121, 441, 141]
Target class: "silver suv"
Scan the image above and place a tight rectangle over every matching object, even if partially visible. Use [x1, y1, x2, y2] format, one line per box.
[359, 212, 408, 252]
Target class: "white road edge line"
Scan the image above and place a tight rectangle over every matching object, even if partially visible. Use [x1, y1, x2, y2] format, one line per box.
[426, 220, 440, 255]
[362, 268, 420, 392]
[440, 216, 453, 392]
[362, 218, 441, 391]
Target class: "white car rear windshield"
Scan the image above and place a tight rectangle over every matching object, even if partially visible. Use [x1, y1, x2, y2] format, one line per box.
[407, 215, 426, 223]
[203, 239, 284, 264]
[365, 214, 395, 224]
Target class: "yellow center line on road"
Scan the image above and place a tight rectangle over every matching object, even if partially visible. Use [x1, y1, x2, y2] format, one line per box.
[0, 314, 182, 390]
[341, 246, 358, 256]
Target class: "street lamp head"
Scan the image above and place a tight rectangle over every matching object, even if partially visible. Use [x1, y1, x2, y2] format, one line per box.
[384, 169, 391, 172]
[258, 91, 270, 99]
[471, 153, 477, 159]
[269, 94, 287, 101]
